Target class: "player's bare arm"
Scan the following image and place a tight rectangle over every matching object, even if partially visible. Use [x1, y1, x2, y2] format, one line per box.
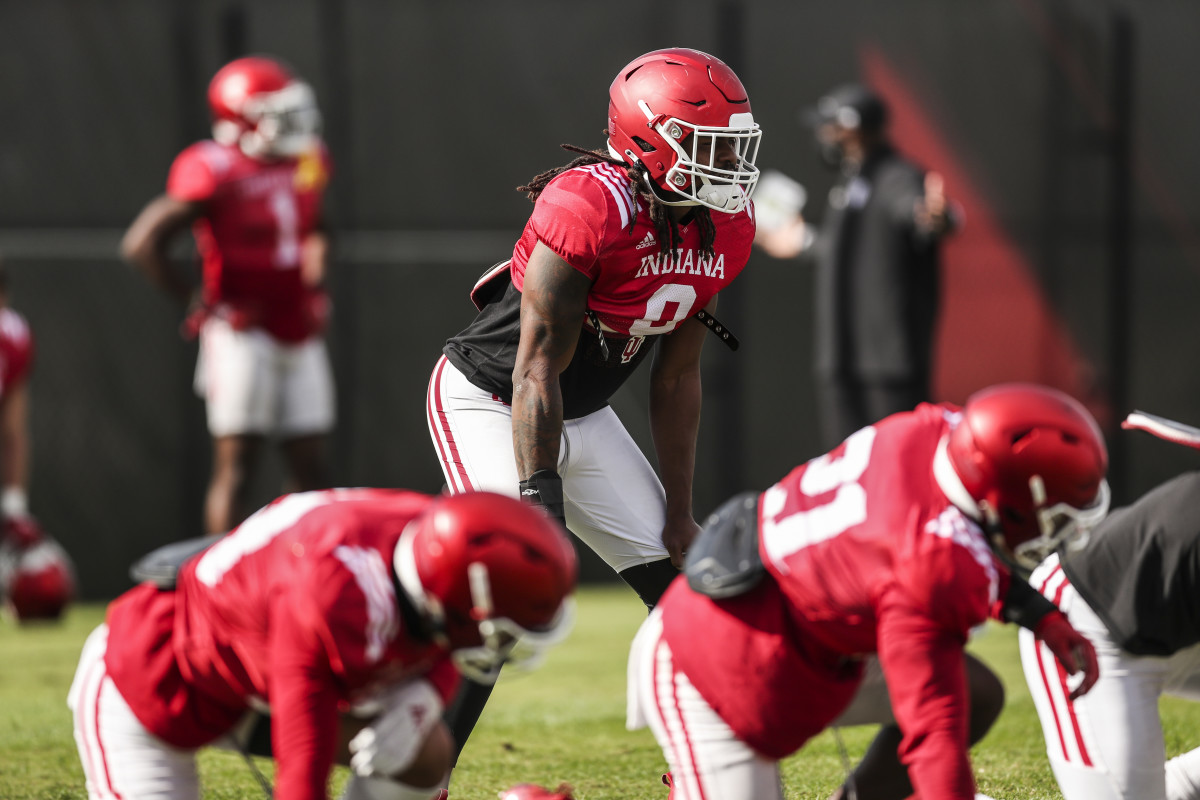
[649, 296, 711, 567]
[511, 241, 591, 479]
[120, 194, 204, 303]
[0, 381, 29, 496]
[300, 226, 330, 288]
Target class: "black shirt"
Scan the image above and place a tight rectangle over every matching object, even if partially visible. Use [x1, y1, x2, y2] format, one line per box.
[1062, 471, 1200, 656]
[444, 273, 655, 420]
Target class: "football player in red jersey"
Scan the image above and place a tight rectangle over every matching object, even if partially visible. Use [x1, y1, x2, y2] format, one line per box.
[68, 489, 577, 800]
[628, 384, 1111, 800]
[426, 47, 760, 758]
[0, 260, 77, 622]
[121, 55, 335, 536]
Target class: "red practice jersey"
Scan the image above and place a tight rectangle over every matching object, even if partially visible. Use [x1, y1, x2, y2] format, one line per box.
[444, 162, 755, 418]
[103, 489, 459, 800]
[511, 162, 755, 336]
[167, 140, 331, 342]
[661, 403, 1009, 799]
[0, 308, 33, 399]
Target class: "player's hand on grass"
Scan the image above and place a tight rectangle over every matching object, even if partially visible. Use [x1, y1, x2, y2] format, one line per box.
[1035, 610, 1099, 699]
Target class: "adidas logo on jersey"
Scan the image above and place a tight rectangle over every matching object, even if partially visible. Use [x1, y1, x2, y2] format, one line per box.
[635, 232, 657, 250]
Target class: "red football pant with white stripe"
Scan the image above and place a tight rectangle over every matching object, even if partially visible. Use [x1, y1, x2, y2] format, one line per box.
[627, 608, 786, 800]
[1018, 554, 1200, 800]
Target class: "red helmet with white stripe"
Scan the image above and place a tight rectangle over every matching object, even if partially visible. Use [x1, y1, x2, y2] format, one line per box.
[607, 48, 761, 213]
[208, 55, 321, 159]
[1, 537, 75, 623]
[394, 491, 577, 683]
[940, 383, 1110, 567]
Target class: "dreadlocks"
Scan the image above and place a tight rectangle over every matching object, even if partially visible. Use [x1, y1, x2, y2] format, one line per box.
[516, 142, 717, 261]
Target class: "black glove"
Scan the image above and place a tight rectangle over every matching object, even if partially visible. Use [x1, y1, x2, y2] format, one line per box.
[1000, 575, 1058, 630]
[519, 469, 566, 529]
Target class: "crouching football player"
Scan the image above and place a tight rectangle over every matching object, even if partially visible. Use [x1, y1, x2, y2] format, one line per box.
[69, 489, 576, 800]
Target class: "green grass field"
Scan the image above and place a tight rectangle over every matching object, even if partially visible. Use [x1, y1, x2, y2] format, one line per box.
[3, 586, 1198, 799]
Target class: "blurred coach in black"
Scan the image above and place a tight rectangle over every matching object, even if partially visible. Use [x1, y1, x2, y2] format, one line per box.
[758, 84, 958, 450]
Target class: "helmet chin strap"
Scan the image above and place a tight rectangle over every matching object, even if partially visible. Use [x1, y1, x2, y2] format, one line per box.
[694, 176, 742, 211]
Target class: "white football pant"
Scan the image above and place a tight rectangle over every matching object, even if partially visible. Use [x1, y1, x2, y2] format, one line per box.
[69, 624, 201, 800]
[1019, 554, 1200, 800]
[69, 624, 445, 800]
[427, 356, 669, 572]
[196, 315, 335, 438]
[626, 608, 785, 800]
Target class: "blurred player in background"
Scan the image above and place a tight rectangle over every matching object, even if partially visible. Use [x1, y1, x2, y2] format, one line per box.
[0, 259, 76, 622]
[121, 55, 335, 536]
[1020, 468, 1200, 800]
[628, 383, 1110, 800]
[756, 83, 956, 451]
[68, 489, 577, 800]
[426, 47, 760, 762]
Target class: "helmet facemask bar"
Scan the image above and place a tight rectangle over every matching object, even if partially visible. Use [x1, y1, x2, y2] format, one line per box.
[1010, 476, 1112, 569]
[241, 82, 322, 158]
[451, 562, 577, 684]
[642, 101, 761, 213]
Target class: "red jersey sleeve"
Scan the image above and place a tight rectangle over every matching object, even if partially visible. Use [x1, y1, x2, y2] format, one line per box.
[267, 589, 341, 800]
[525, 170, 616, 279]
[873, 515, 997, 799]
[0, 310, 34, 389]
[876, 601, 975, 800]
[166, 143, 223, 202]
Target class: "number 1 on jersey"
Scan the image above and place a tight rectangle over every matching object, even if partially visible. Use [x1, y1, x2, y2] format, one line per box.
[269, 189, 300, 268]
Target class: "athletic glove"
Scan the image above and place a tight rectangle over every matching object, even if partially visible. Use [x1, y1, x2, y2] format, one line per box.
[1034, 610, 1099, 700]
[518, 469, 566, 529]
[349, 679, 443, 778]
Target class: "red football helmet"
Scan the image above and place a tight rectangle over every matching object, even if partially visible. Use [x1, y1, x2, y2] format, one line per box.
[940, 383, 1110, 567]
[394, 491, 578, 683]
[498, 784, 575, 800]
[1, 537, 75, 623]
[608, 48, 761, 213]
[207, 55, 321, 159]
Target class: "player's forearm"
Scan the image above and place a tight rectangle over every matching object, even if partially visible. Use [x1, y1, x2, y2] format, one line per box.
[511, 363, 564, 480]
[300, 230, 330, 287]
[0, 430, 28, 497]
[125, 246, 191, 302]
[649, 368, 701, 518]
[0, 389, 29, 495]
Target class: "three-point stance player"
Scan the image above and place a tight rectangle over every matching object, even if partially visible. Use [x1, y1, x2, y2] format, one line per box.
[629, 384, 1110, 800]
[68, 489, 576, 800]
